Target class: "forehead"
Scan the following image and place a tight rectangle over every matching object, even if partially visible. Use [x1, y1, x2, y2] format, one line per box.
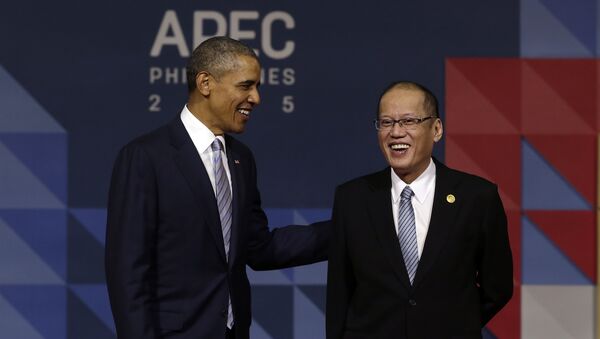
[379, 88, 425, 113]
[222, 55, 260, 79]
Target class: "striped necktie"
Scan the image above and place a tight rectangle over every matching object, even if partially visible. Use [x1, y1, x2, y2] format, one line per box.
[211, 139, 234, 328]
[398, 186, 419, 285]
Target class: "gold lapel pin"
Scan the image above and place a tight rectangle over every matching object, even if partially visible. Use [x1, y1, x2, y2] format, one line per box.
[446, 194, 456, 203]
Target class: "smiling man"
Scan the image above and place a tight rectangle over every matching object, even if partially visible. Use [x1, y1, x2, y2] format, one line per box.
[326, 82, 513, 339]
[105, 37, 330, 339]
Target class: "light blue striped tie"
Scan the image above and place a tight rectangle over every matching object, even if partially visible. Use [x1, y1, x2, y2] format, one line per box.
[398, 186, 419, 285]
[211, 139, 234, 328]
[211, 139, 232, 258]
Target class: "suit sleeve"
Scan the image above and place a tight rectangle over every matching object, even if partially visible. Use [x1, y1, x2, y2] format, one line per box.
[477, 185, 513, 325]
[105, 145, 159, 339]
[326, 187, 355, 339]
[244, 152, 331, 270]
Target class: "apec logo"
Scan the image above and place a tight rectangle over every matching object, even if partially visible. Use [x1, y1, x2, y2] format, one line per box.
[147, 9, 297, 114]
[150, 10, 295, 60]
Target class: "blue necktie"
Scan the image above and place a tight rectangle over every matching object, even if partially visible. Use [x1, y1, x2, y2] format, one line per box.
[211, 139, 234, 327]
[211, 139, 232, 258]
[398, 186, 419, 285]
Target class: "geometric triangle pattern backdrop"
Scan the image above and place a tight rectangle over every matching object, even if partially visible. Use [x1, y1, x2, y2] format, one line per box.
[0, 62, 330, 338]
[446, 58, 598, 339]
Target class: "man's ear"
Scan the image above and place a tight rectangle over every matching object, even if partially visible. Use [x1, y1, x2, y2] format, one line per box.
[433, 119, 443, 142]
[196, 72, 211, 96]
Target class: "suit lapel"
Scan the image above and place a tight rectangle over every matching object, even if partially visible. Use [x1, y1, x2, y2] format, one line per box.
[367, 169, 412, 289]
[169, 118, 227, 263]
[225, 136, 243, 268]
[413, 160, 460, 286]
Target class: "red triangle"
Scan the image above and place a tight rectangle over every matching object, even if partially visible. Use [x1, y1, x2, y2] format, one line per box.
[487, 286, 520, 339]
[447, 58, 521, 131]
[522, 63, 594, 135]
[525, 135, 596, 205]
[526, 211, 596, 282]
[526, 60, 596, 130]
[446, 135, 521, 210]
[446, 60, 519, 134]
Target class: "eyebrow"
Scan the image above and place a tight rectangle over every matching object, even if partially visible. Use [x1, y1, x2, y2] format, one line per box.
[238, 80, 258, 87]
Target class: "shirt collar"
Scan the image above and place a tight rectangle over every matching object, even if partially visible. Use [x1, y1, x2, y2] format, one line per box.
[180, 105, 227, 154]
[391, 159, 436, 205]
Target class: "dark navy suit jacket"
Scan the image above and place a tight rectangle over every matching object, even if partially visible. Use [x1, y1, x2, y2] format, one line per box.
[326, 160, 513, 339]
[105, 117, 330, 339]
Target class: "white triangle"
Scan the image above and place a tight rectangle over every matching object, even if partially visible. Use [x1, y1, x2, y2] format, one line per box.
[0, 142, 64, 208]
[521, 0, 592, 56]
[522, 285, 594, 339]
[0, 217, 63, 284]
[0, 294, 44, 339]
[0, 66, 65, 133]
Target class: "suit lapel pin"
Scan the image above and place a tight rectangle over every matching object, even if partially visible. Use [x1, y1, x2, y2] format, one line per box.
[446, 194, 456, 203]
[234, 159, 240, 164]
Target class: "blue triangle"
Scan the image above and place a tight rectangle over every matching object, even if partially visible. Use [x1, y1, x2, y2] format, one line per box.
[540, 0, 596, 53]
[0, 217, 63, 284]
[67, 215, 106, 283]
[293, 287, 325, 339]
[70, 208, 107, 245]
[69, 284, 115, 333]
[0, 210, 67, 280]
[0, 141, 64, 208]
[482, 327, 497, 339]
[264, 208, 294, 230]
[251, 286, 293, 339]
[521, 0, 592, 56]
[0, 294, 44, 339]
[281, 268, 294, 282]
[0, 286, 66, 339]
[0, 134, 67, 203]
[67, 289, 115, 339]
[522, 139, 590, 210]
[0, 65, 64, 133]
[294, 209, 331, 224]
[522, 216, 590, 284]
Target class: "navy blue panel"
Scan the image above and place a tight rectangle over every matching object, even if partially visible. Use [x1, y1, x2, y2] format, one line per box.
[0, 0, 519, 207]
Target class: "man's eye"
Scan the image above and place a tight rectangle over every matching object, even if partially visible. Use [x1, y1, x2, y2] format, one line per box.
[402, 119, 418, 125]
[381, 120, 394, 126]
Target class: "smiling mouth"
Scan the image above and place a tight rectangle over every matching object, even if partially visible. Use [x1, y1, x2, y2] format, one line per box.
[237, 108, 251, 117]
[390, 143, 410, 153]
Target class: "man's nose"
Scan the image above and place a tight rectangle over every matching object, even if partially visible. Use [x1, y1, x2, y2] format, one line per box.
[248, 88, 260, 105]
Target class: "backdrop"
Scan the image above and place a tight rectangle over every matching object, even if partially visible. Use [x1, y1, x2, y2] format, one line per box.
[0, 0, 596, 338]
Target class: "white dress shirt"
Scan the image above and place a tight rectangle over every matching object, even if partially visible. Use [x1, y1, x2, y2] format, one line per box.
[180, 105, 232, 193]
[391, 159, 436, 258]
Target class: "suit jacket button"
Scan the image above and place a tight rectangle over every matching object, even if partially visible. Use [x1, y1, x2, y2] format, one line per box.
[408, 299, 417, 306]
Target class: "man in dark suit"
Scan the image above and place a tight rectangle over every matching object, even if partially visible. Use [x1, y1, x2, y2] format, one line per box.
[326, 81, 513, 339]
[105, 36, 330, 339]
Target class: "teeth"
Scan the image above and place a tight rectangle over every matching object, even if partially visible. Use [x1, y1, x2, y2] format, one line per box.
[391, 144, 409, 150]
[238, 109, 250, 116]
